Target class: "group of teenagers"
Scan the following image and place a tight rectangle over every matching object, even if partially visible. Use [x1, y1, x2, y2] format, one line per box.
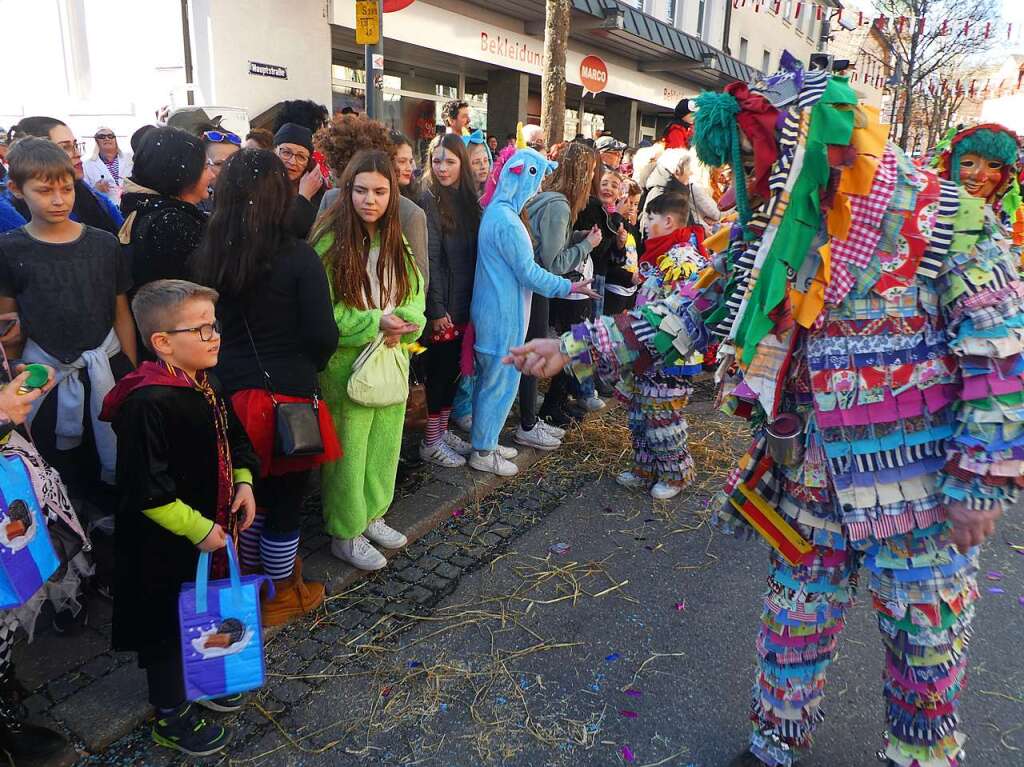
[0, 94, 724, 762]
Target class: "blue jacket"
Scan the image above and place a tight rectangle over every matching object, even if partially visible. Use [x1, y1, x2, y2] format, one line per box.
[471, 148, 571, 356]
[0, 197, 26, 235]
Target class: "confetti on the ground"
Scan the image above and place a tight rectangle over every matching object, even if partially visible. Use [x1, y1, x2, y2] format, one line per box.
[986, 571, 1004, 581]
[606, 652, 621, 662]
[1019, 596, 1024, 607]
[619, 709, 638, 719]
[621, 744, 635, 762]
[624, 688, 643, 698]
[674, 601, 686, 611]
[451, 507, 465, 518]
[549, 542, 571, 555]
[407, 660, 421, 668]
[988, 587, 1006, 594]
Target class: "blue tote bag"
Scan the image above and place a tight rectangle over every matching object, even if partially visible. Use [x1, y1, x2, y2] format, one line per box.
[178, 542, 273, 701]
[0, 455, 59, 608]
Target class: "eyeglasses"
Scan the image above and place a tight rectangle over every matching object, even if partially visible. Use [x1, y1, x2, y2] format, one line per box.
[94, 133, 116, 141]
[56, 140, 86, 157]
[160, 321, 222, 341]
[203, 130, 241, 145]
[277, 146, 310, 165]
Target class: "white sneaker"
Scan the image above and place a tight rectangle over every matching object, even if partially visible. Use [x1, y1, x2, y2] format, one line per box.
[365, 518, 408, 549]
[535, 420, 566, 440]
[331, 535, 387, 570]
[419, 440, 466, 468]
[651, 481, 683, 500]
[616, 471, 647, 490]
[581, 395, 606, 412]
[443, 430, 472, 456]
[452, 414, 473, 432]
[497, 444, 518, 460]
[469, 450, 519, 477]
[514, 425, 561, 451]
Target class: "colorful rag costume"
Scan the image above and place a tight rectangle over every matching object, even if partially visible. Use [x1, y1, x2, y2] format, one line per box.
[558, 54, 1024, 767]
[314, 232, 425, 540]
[617, 241, 708, 487]
[931, 123, 1024, 251]
[469, 148, 571, 452]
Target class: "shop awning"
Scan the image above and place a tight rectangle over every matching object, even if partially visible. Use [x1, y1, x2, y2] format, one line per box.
[461, 0, 761, 89]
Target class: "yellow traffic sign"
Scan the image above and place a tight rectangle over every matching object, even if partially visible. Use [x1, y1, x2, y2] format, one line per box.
[355, 0, 380, 45]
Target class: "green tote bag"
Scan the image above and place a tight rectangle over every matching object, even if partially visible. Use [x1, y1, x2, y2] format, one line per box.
[347, 333, 410, 407]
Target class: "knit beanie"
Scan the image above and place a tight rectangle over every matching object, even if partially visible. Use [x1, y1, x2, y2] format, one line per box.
[131, 127, 206, 197]
[273, 123, 314, 153]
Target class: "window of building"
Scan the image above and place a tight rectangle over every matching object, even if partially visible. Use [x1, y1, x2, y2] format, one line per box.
[762, 49, 771, 72]
[739, 37, 749, 64]
[783, 0, 793, 22]
[696, 0, 707, 38]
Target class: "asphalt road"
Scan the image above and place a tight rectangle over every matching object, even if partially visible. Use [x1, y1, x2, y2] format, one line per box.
[82, 397, 1024, 767]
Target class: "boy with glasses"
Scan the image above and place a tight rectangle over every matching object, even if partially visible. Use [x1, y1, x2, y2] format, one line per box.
[101, 279, 259, 756]
[6, 116, 123, 234]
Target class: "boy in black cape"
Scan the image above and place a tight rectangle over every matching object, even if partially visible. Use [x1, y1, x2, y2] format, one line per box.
[100, 279, 259, 757]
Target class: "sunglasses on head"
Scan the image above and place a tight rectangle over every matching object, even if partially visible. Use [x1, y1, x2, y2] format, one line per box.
[203, 130, 241, 145]
[94, 133, 116, 140]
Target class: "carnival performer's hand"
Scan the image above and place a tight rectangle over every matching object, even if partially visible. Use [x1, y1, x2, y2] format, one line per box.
[503, 339, 569, 378]
[197, 523, 227, 552]
[431, 314, 453, 334]
[631, 271, 643, 286]
[0, 369, 51, 426]
[616, 224, 627, 248]
[232, 483, 256, 532]
[570, 278, 600, 300]
[586, 225, 603, 248]
[947, 500, 1003, 554]
[298, 167, 324, 200]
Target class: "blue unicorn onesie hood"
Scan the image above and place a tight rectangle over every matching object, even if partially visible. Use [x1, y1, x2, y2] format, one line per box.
[469, 147, 572, 453]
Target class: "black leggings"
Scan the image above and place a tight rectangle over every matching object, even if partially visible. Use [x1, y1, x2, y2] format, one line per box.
[603, 290, 636, 316]
[257, 470, 311, 534]
[139, 641, 185, 709]
[517, 294, 550, 430]
[423, 338, 463, 415]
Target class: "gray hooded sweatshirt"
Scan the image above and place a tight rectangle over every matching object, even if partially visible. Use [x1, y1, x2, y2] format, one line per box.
[524, 191, 593, 276]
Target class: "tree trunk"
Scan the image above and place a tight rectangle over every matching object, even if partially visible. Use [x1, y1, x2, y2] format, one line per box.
[898, 26, 919, 150]
[541, 0, 570, 147]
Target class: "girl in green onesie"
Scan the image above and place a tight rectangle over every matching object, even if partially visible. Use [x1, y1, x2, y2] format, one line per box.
[311, 150, 425, 571]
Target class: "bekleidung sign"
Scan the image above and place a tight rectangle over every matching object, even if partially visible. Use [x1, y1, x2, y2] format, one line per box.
[330, 0, 685, 108]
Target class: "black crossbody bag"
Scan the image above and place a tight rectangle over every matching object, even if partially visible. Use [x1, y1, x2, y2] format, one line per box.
[242, 317, 324, 457]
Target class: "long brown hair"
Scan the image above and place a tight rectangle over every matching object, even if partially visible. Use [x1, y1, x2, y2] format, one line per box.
[310, 150, 416, 311]
[423, 133, 481, 233]
[541, 142, 596, 221]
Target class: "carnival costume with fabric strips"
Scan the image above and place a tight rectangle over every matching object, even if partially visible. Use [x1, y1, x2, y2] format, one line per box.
[558, 51, 1024, 767]
[615, 243, 709, 488]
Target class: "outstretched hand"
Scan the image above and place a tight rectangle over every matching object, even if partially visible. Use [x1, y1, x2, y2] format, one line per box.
[570, 278, 600, 300]
[946, 500, 1002, 554]
[503, 339, 568, 378]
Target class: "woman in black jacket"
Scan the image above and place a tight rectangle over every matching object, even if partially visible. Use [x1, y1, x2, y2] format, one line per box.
[418, 134, 481, 468]
[190, 149, 340, 627]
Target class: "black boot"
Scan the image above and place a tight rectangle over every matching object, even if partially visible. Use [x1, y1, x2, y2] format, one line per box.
[0, 693, 68, 763]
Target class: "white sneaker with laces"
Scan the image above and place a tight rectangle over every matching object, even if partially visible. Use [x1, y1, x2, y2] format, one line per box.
[581, 395, 606, 412]
[535, 420, 566, 440]
[443, 430, 472, 456]
[616, 471, 647, 490]
[496, 444, 518, 460]
[364, 518, 408, 549]
[419, 440, 466, 468]
[331, 535, 387, 570]
[469, 450, 519, 477]
[514, 425, 561, 451]
[452, 414, 473, 432]
[651, 481, 683, 501]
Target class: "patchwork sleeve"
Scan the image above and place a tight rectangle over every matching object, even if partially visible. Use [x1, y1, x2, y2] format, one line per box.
[935, 196, 1024, 511]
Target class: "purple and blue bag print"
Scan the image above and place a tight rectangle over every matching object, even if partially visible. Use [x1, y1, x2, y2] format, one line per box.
[178, 542, 273, 701]
[0, 455, 59, 609]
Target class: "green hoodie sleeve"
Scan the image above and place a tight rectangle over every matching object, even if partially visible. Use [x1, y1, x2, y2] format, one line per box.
[537, 197, 594, 275]
[143, 500, 214, 545]
[313, 231, 384, 349]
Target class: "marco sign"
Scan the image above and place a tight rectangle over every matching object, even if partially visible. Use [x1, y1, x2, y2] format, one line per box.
[580, 55, 608, 96]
